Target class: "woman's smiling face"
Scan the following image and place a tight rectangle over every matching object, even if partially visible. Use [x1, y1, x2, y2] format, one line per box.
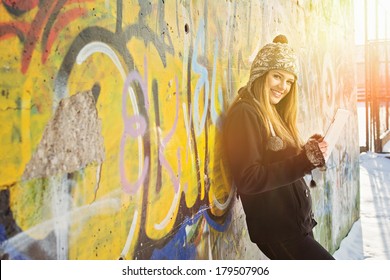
[266, 69, 295, 105]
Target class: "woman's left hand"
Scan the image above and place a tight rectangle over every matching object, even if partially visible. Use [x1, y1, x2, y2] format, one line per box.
[309, 134, 327, 159]
[318, 140, 328, 159]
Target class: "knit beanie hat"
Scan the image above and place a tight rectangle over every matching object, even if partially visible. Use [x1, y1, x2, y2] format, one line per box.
[247, 35, 299, 93]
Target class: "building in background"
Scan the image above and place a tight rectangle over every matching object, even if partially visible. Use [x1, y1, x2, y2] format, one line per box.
[355, 0, 390, 152]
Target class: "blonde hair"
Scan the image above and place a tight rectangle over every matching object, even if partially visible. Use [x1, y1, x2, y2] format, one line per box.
[250, 73, 302, 148]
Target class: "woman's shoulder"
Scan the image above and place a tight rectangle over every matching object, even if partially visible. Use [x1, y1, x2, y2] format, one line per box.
[229, 98, 255, 112]
[227, 88, 257, 111]
[224, 94, 265, 134]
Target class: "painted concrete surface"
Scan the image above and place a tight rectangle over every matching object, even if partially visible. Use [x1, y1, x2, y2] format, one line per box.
[0, 0, 358, 259]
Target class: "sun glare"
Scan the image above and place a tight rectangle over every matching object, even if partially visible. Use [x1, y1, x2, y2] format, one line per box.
[355, 0, 390, 44]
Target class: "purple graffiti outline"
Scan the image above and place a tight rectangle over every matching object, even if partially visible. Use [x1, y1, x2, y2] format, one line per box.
[158, 76, 181, 192]
[120, 66, 149, 194]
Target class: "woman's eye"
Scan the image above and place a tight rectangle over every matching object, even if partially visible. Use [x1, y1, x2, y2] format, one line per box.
[273, 75, 281, 79]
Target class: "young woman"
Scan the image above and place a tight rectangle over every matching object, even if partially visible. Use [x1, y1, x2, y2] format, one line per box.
[224, 35, 334, 260]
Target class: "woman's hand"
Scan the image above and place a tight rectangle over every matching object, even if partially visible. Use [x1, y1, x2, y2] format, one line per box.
[309, 134, 328, 159]
[317, 140, 328, 159]
[304, 134, 327, 169]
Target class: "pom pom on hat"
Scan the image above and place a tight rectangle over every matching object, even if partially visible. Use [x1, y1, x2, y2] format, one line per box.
[273, 34, 288, 44]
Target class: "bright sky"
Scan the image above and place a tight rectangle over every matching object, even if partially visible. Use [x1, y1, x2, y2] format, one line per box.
[354, 0, 390, 44]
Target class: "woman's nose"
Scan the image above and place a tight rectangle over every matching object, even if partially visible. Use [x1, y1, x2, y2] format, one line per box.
[278, 81, 287, 91]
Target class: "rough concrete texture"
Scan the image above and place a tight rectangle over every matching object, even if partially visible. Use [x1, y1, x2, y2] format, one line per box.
[22, 91, 105, 180]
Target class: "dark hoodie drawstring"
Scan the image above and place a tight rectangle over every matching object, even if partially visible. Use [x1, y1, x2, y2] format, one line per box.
[310, 171, 317, 188]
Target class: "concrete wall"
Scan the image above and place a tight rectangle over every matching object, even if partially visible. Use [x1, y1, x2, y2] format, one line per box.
[0, 0, 359, 259]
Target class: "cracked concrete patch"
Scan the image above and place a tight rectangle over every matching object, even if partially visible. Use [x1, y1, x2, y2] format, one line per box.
[22, 91, 105, 180]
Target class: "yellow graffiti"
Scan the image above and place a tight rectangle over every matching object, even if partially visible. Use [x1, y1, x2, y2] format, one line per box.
[0, 0, 239, 259]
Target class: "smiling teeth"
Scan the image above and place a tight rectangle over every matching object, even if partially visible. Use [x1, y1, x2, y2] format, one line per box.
[272, 90, 282, 97]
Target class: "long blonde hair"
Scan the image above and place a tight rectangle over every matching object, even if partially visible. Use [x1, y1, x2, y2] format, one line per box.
[250, 73, 302, 148]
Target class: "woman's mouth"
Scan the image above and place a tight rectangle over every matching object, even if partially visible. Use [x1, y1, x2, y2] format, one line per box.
[271, 89, 283, 99]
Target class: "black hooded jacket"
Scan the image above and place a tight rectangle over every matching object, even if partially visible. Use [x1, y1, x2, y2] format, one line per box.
[224, 90, 317, 243]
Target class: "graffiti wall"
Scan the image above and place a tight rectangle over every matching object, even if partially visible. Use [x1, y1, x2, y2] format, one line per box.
[0, 0, 358, 259]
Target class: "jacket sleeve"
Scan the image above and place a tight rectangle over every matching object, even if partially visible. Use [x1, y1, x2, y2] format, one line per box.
[224, 102, 314, 195]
